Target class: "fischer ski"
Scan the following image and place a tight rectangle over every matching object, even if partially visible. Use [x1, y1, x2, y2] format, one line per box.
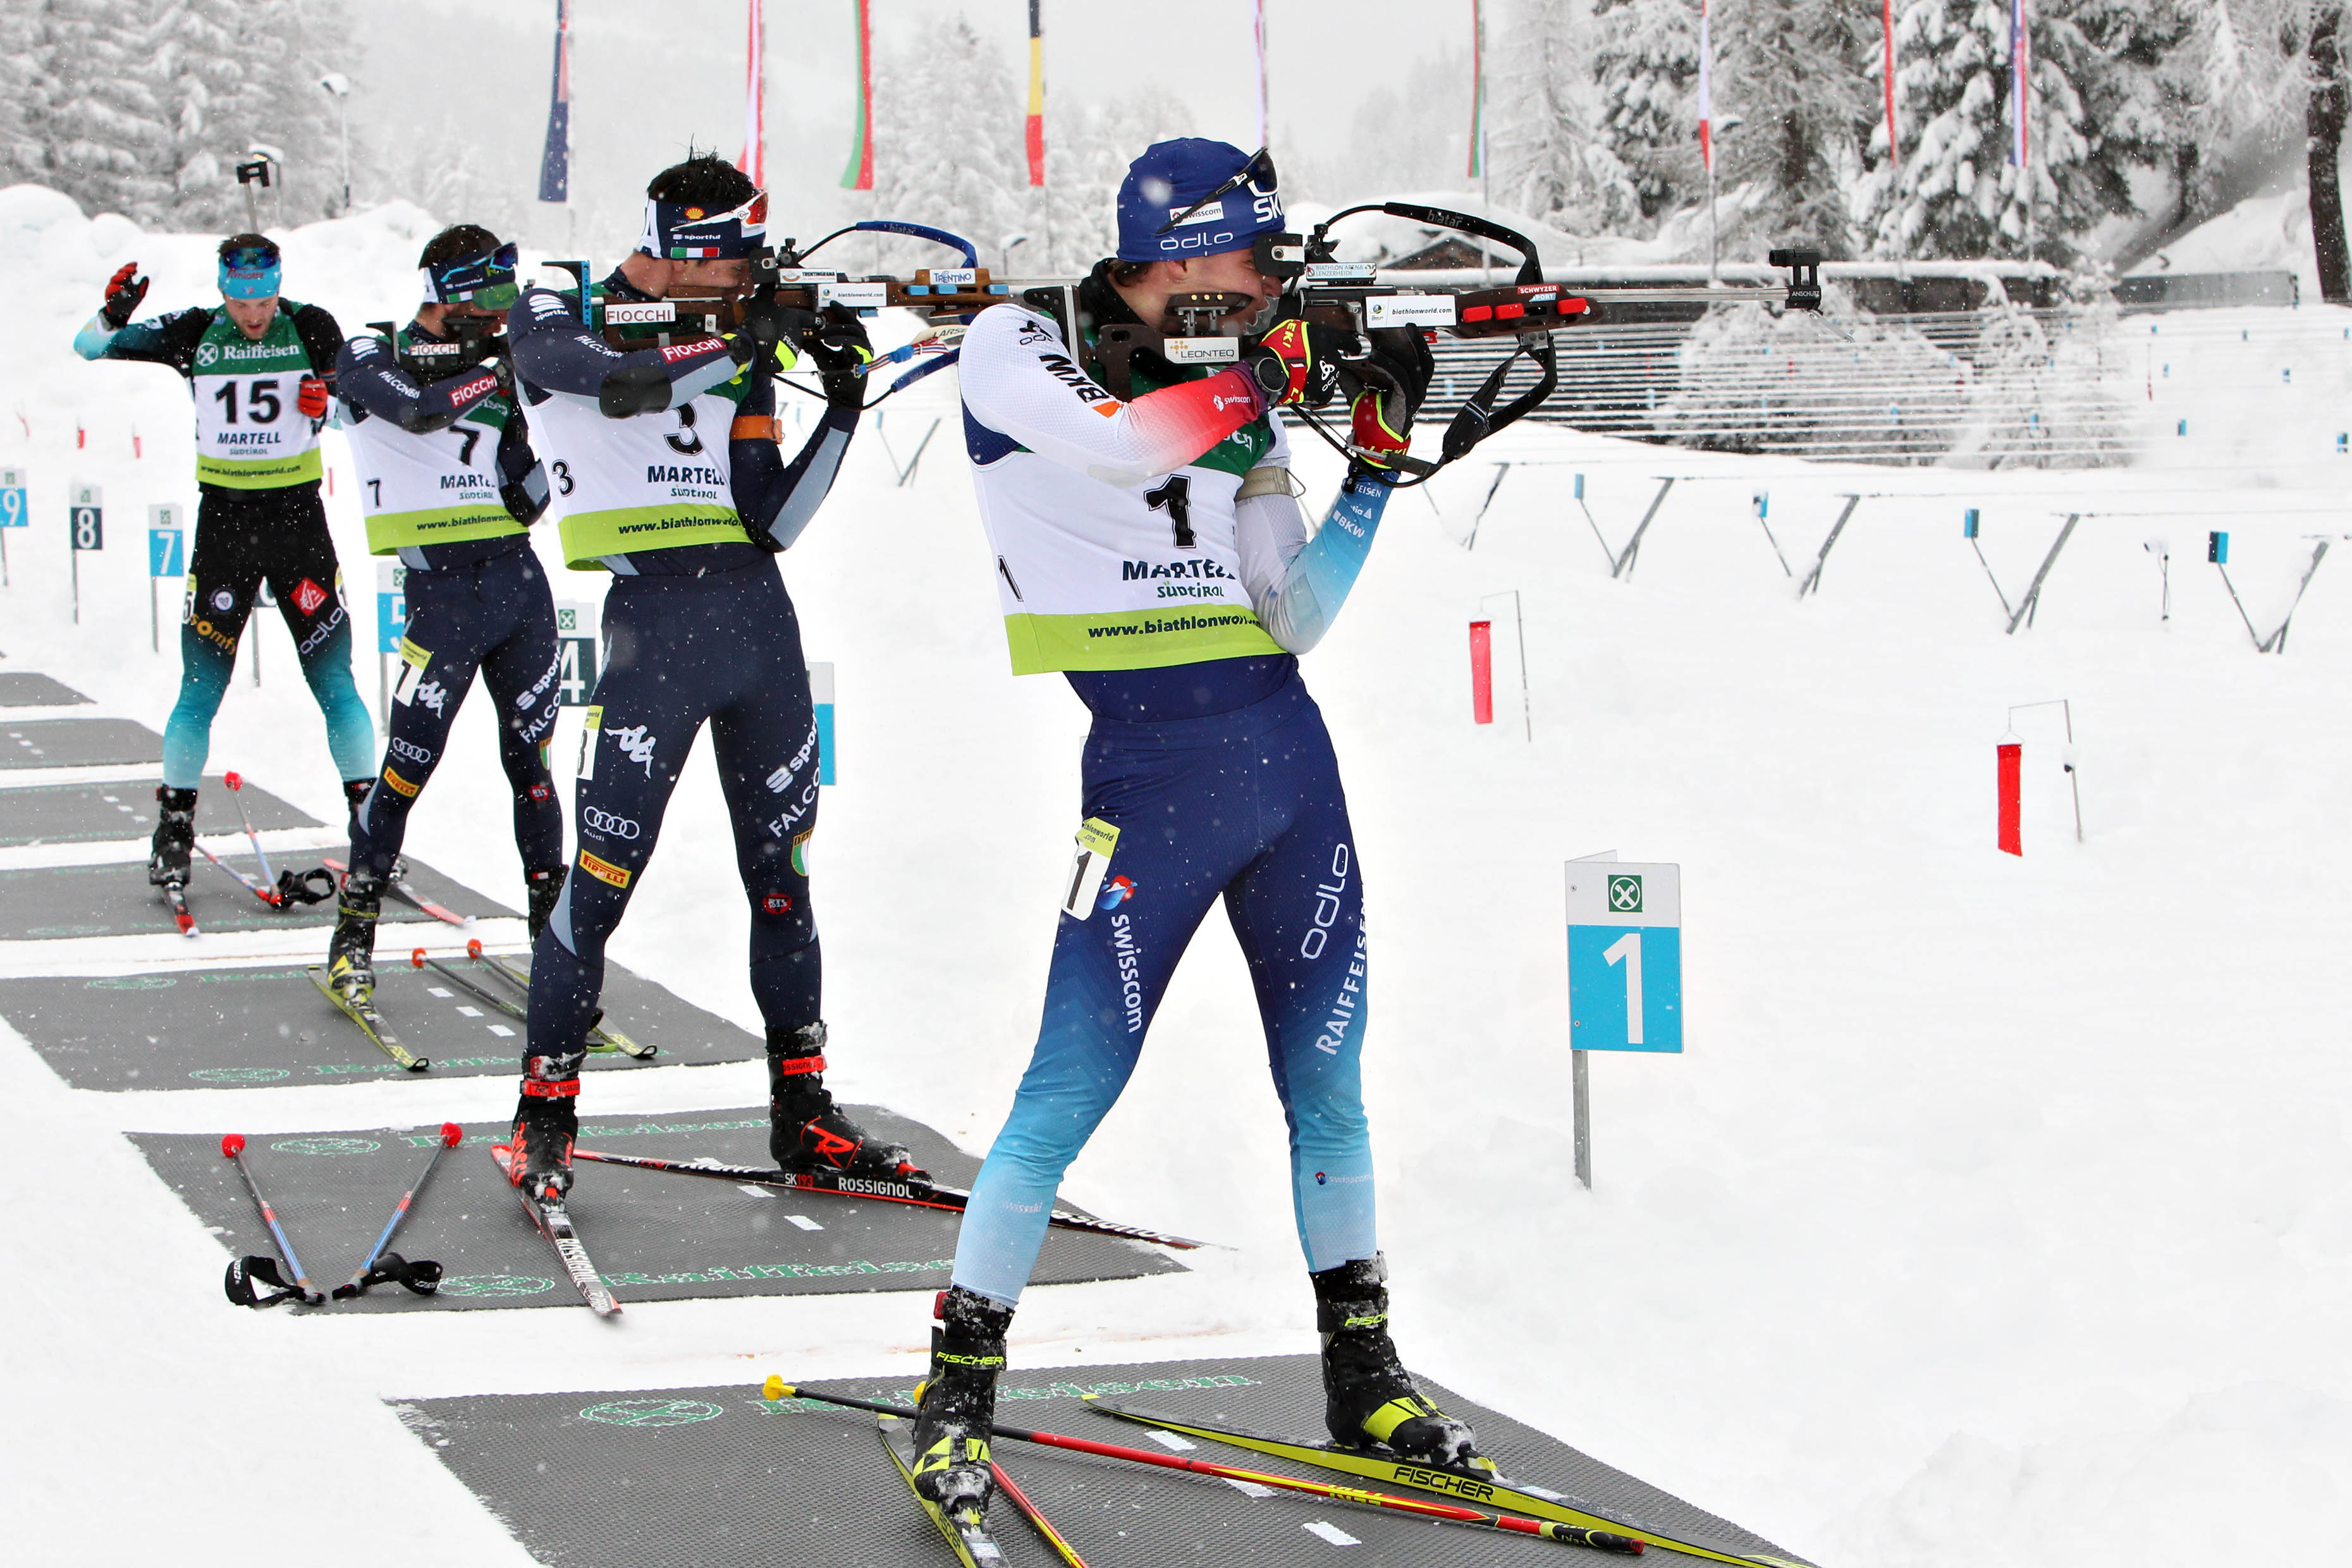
[460, 938, 653, 1058]
[307, 965, 431, 1072]
[323, 856, 471, 928]
[1082, 1399, 1807, 1568]
[878, 1414, 1008, 1566]
[489, 1142, 621, 1316]
[160, 881, 196, 936]
[570, 1147, 1208, 1250]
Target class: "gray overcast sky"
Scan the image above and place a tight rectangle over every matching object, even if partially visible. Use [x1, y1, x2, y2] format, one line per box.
[347, 0, 1477, 250]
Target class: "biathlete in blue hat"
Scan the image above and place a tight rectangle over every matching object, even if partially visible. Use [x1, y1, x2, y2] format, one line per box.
[75, 235, 374, 893]
[324, 224, 567, 1003]
[498, 154, 911, 1201]
[904, 137, 1480, 1529]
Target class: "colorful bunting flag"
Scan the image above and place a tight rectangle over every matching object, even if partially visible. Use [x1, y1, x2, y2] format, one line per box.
[842, 0, 874, 192]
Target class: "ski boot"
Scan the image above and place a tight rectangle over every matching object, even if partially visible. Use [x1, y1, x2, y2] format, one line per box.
[148, 785, 197, 886]
[768, 1023, 924, 1177]
[507, 1058, 582, 1201]
[326, 865, 386, 1001]
[1313, 1253, 1490, 1471]
[908, 1285, 1014, 1518]
[524, 864, 565, 942]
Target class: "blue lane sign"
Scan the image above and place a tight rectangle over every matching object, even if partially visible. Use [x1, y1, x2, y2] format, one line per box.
[1565, 860, 1682, 1052]
[376, 560, 407, 652]
[147, 503, 185, 576]
[808, 660, 837, 786]
[0, 467, 25, 528]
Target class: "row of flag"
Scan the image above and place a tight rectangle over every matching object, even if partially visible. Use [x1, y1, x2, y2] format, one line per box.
[532, 1, 2035, 213]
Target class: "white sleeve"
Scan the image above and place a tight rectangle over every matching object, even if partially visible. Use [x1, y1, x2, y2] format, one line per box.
[957, 303, 1268, 488]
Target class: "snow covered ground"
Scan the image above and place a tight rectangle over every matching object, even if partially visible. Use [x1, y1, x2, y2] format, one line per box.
[3, 191, 2349, 1565]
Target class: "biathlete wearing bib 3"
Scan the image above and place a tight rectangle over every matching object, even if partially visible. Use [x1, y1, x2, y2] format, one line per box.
[501, 154, 907, 1203]
[74, 236, 374, 887]
[325, 226, 568, 1001]
[907, 138, 1481, 1529]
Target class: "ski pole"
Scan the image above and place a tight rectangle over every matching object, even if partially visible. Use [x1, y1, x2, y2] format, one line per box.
[221, 1134, 324, 1306]
[221, 771, 275, 889]
[196, 840, 282, 907]
[332, 1122, 461, 1300]
[761, 1380, 1641, 1553]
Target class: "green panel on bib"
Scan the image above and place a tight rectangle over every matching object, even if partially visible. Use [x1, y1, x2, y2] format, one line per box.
[1003, 605, 1283, 675]
[365, 503, 525, 554]
[557, 504, 748, 570]
[195, 448, 324, 489]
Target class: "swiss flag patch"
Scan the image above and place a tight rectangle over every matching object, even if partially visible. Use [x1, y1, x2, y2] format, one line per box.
[291, 577, 329, 616]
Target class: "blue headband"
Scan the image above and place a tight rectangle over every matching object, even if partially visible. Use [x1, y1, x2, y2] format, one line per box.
[219, 243, 281, 300]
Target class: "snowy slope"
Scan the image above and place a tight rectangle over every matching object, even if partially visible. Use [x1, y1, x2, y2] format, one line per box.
[4, 193, 2350, 1567]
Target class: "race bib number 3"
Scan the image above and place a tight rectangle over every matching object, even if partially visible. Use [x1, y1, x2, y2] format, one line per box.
[577, 704, 602, 781]
[1061, 817, 1120, 920]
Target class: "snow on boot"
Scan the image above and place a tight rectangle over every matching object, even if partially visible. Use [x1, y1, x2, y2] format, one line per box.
[148, 785, 197, 886]
[524, 864, 565, 941]
[767, 1023, 924, 1177]
[326, 866, 386, 1001]
[908, 1285, 1013, 1519]
[507, 1059, 581, 1201]
[1313, 1253, 1490, 1472]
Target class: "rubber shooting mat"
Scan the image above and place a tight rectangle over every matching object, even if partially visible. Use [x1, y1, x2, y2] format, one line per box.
[131, 1108, 1182, 1311]
[0, 854, 502, 941]
[393, 1353, 1809, 1568]
[0, 673, 92, 706]
[0, 775, 321, 848]
[0, 716, 164, 768]
[0, 955, 756, 1089]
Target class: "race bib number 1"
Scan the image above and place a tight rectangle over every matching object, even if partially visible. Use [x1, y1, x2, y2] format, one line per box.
[1061, 817, 1120, 920]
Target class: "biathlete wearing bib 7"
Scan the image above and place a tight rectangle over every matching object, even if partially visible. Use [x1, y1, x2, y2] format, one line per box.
[73, 300, 374, 795]
[334, 325, 564, 897]
[947, 264, 1407, 1310]
[505, 266, 863, 1119]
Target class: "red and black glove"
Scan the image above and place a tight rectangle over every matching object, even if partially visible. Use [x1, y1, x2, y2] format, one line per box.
[1244, 318, 1354, 408]
[1347, 326, 1435, 470]
[297, 376, 331, 419]
[100, 262, 149, 328]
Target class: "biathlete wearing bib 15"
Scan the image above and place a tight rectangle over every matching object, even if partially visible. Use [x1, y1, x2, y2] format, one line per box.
[73, 235, 374, 889]
[905, 138, 1483, 1528]
[326, 225, 567, 1003]
[501, 154, 912, 1203]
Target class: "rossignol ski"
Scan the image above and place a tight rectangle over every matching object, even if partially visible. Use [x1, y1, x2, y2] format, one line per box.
[570, 1146, 1207, 1250]
[1082, 1398, 1806, 1568]
[489, 1142, 620, 1317]
[308, 965, 430, 1071]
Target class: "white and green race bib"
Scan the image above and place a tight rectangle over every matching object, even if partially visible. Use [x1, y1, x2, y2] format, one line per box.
[188, 309, 323, 489]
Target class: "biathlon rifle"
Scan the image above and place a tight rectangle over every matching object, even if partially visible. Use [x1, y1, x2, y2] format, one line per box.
[541, 221, 998, 403]
[365, 314, 511, 388]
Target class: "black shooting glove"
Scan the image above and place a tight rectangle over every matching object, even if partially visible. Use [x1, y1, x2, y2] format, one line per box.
[795, 304, 875, 408]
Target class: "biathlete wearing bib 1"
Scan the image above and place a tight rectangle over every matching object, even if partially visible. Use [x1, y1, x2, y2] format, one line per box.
[326, 226, 567, 1003]
[906, 138, 1482, 1528]
[501, 154, 909, 1203]
[74, 235, 374, 889]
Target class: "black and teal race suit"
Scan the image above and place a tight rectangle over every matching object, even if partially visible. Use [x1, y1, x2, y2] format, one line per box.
[74, 302, 374, 790]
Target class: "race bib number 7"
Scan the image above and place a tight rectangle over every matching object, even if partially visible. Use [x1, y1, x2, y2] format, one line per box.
[390, 637, 431, 706]
[576, 704, 603, 781]
[1061, 817, 1119, 920]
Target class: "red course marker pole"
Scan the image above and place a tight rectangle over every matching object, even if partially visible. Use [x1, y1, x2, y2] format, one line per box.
[1469, 619, 1495, 725]
[1997, 742, 2023, 855]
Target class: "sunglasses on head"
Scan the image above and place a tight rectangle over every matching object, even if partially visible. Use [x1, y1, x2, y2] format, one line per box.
[221, 242, 281, 273]
[1156, 146, 1280, 236]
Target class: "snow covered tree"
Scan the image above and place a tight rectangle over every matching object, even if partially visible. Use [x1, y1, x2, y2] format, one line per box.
[0, 0, 47, 187]
[1316, 47, 1472, 204]
[1032, 89, 1196, 275]
[1712, 0, 1875, 259]
[36, 0, 175, 221]
[149, 0, 355, 228]
[1591, 0, 1700, 225]
[866, 15, 1026, 273]
[1487, 0, 1636, 233]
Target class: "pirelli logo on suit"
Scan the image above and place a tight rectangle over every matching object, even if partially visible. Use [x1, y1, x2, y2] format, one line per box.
[579, 849, 631, 889]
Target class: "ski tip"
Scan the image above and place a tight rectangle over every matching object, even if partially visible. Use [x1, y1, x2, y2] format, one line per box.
[224, 770, 242, 790]
[439, 1121, 463, 1147]
[176, 915, 196, 935]
[467, 937, 483, 959]
[410, 948, 427, 967]
[220, 1133, 245, 1158]
[405, 1056, 433, 1074]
